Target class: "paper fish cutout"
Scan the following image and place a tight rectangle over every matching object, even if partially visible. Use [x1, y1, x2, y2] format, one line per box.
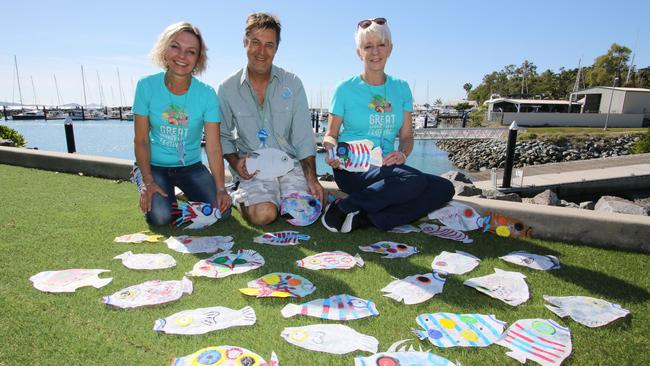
[428, 201, 483, 231]
[246, 147, 294, 179]
[103, 277, 192, 309]
[500, 251, 560, 271]
[281, 324, 379, 354]
[354, 339, 460, 366]
[165, 235, 234, 254]
[30, 269, 112, 293]
[388, 224, 421, 233]
[154, 306, 256, 335]
[172, 201, 221, 229]
[280, 191, 322, 226]
[254, 231, 310, 246]
[495, 318, 572, 366]
[240, 272, 315, 298]
[419, 223, 473, 244]
[381, 273, 446, 305]
[464, 268, 530, 306]
[482, 212, 532, 238]
[432, 250, 480, 275]
[297, 251, 364, 270]
[281, 294, 379, 321]
[330, 139, 383, 172]
[114, 251, 176, 270]
[170, 345, 278, 366]
[544, 295, 630, 327]
[413, 312, 506, 348]
[358, 241, 418, 259]
[114, 232, 163, 243]
[187, 249, 265, 278]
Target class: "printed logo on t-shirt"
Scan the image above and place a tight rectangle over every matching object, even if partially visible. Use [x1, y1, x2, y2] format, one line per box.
[159, 103, 189, 149]
[367, 94, 395, 139]
[367, 94, 392, 113]
[162, 104, 189, 126]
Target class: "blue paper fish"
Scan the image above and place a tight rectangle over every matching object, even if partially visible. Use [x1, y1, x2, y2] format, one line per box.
[280, 192, 322, 226]
[544, 295, 630, 327]
[172, 201, 221, 229]
[281, 294, 379, 321]
[254, 231, 310, 246]
[331, 139, 382, 172]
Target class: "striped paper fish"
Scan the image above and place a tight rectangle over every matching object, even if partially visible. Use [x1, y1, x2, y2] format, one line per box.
[331, 139, 382, 172]
[254, 231, 310, 246]
[297, 251, 364, 270]
[495, 318, 572, 366]
[413, 312, 506, 348]
[419, 223, 473, 243]
[281, 294, 379, 321]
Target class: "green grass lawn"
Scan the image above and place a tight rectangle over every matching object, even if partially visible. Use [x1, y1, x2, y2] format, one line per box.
[1, 164, 649, 365]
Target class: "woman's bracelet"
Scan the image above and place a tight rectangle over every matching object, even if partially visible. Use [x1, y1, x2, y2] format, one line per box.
[323, 135, 337, 146]
[398, 151, 407, 161]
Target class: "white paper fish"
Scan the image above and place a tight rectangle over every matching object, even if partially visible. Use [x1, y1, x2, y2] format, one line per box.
[419, 223, 473, 243]
[170, 345, 278, 366]
[113, 251, 176, 270]
[281, 294, 379, 321]
[296, 251, 364, 270]
[544, 295, 630, 327]
[381, 273, 446, 305]
[187, 249, 265, 278]
[432, 250, 481, 275]
[254, 231, 310, 246]
[102, 277, 192, 309]
[114, 232, 163, 243]
[165, 235, 234, 254]
[280, 191, 322, 226]
[154, 306, 256, 335]
[500, 251, 560, 271]
[413, 312, 506, 348]
[358, 241, 418, 259]
[281, 324, 379, 354]
[330, 139, 383, 172]
[30, 269, 112, 293]
[464, 268, 530, 306]
[495, 318, 572, 366]
[388, 224, 421, 233]
[354, 339, 460, 366]
[428, 200, 483, 231]
[172, 201, 221, 229]
[240, 272, 315, 298]
[246, 147, 295, 179]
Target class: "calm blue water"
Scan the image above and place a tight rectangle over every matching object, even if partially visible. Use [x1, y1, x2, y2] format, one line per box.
[2, 119, 455, 175]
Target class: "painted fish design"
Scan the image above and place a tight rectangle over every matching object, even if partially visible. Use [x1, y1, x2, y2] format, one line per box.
[381, 273, 446, 305]
[354, 339, 460, 366]
[103, 277, 192, 309]
[464, 268, 530, 306]
[281, 294, 379, 321]
[358, 241, 418, 259]
[428, 200, 484, 231]
[495, 318, 572, 366]
[543, 295, 630, 327]
[240, 272, 315, 298]
[254, 231, 310, 246]
[500, 251, 560, 271]
[281, 324, 379, 354]
[154, 306, 256, 335]
[419, 223, 473, 243]
[330, 139, 383, 172]
[280, 191, 322, 226]
[114, 251, 176, 270]
[164, 235, 234, 254]
[170, 345, 278, 366]
[482, 212, 532, 238]
[413, 312, 506, 348]
[388, 224, 421, 233]
[114, 232, 163, 243]
[30, 269, 112, 293]
[187, 249, 265, 278]
[432, 250, 481, 275]
[297, 251, 364, 270]
[246, 147, 295, 179]
[172, 201, 221, 229]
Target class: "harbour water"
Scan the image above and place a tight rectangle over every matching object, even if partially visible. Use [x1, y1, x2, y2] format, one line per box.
[2, 119, 456, 176]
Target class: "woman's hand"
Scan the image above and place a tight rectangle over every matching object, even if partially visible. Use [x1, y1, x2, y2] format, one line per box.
[324, 142, 341, 170]
[382, 151, 407, 166]
[217, 189, 232, 213]
[139, 181, 168, 213]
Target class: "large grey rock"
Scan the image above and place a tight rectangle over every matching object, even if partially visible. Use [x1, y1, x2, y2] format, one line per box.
[441, 170, 473, 184]
[560, 199, 580, 209]
[454, 182, 483, 197]
[579, 201, 596, 210]
[594, 196, 649, 216]
[494, 193, 522, 202]
[482, 189, 506, 200]
[0, 138, 15, 147]
[532, 189, 560, 206]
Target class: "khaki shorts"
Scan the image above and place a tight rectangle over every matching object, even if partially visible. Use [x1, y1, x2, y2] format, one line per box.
[233, 164, 309, 207]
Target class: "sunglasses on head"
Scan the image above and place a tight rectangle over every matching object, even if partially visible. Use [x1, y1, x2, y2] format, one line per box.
[357, 18, 387, 29]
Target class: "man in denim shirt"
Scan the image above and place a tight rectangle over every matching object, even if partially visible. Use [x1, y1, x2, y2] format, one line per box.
[218, 12, 323, 225]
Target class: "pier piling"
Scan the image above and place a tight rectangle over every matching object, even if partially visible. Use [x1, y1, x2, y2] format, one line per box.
[64, 117, 76, 153]
[501, 121, 518, 188]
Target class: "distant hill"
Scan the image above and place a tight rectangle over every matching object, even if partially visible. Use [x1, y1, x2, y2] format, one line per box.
[0, 101, 23, 107]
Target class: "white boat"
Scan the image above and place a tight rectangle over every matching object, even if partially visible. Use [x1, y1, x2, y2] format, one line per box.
[11, 110, 45, 120]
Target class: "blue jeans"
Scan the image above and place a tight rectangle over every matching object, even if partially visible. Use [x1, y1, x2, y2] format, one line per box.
[143, 162, 231, 226]
[334, 164, 455, 230]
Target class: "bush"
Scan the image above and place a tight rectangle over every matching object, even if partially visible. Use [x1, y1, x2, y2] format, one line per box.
[631, 128, 650, 154]
[0, 125, 26, 147]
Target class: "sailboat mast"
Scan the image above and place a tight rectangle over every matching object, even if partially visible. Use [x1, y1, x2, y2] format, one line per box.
[117, 67, 125, 107]
[96, 71, 105, 107]
[54, 74, 63, 105]
[81, 65, 88, 107]
[14, 55, 24, 106]
[30, 76, 38, 106]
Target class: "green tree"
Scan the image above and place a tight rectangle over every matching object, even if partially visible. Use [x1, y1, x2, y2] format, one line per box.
[463, 82, 473, 98]
[454, 102, 472, 112]
[587, 43, 631, 87]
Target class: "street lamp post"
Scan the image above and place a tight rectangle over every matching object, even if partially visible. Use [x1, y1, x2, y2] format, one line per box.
[604, 77, 619, 131]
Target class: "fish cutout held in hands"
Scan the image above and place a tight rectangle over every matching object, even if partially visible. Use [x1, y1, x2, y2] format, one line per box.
[280, 191, 322, 226]
[246, 148, 295, 179]
[329, 139, 382, 172]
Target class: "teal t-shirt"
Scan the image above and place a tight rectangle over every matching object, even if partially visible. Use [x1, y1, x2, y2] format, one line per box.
[330, 74, 413, 155]
[133, 72, 220, 167]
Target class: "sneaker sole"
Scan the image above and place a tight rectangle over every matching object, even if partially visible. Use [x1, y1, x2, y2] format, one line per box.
[321, 203, 340, 233]
[341, 211, 360, 233]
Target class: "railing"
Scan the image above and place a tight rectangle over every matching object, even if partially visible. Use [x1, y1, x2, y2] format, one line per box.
[414, 127, 522, 140]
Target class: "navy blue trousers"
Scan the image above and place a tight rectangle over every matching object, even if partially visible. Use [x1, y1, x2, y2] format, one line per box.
[334, 164, 455, 230]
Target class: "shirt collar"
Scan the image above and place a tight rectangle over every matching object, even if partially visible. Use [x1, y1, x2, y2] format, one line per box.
[239, 64, 280, 86]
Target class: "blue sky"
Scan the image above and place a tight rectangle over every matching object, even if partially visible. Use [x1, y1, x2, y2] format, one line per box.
[2, 0, 648, 107]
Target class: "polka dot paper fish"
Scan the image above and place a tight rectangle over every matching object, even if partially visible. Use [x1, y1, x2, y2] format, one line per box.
[464, 268, 530, 306]
[413, 313, 506, 348]
[280, 191, 322, 226]
[30, 269, 112, 293]
[297, 251, 364, 270]
[330, 139, 383, 172]
[254, 231, 310, 246]
[240, 272, 315, 298]
[482, 212, 532, 238]
[114, 232, 163, 243]
[500, 251, 560, 271]
[419, 223, 473, 244]
[103, 277, 192, 309]
[187, 249, 265, 278]
[495, 318, 572, 366]
[543, 295, 630, 327]
[154, 306, 256, 335]
[164, 235, 234, 254]
[381, 273, 446, 305]
[113, 251, 176, 270]
[432, 250, 481, 275]
[281, 324, 379, 354]
[358, 241, 418, 259]
[170, 345, 278, 366]
[354, 339, 460, 366]
[428, 201, 484, 232]
[172, 201, 221, 229]
[281, 294, 379, 321]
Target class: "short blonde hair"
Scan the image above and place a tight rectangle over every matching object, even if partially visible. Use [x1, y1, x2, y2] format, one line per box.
[150, 21, 208, 75]
[355, 21, 392, 49]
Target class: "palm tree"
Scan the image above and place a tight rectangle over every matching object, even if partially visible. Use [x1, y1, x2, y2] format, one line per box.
[463, 83, 472, 99]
